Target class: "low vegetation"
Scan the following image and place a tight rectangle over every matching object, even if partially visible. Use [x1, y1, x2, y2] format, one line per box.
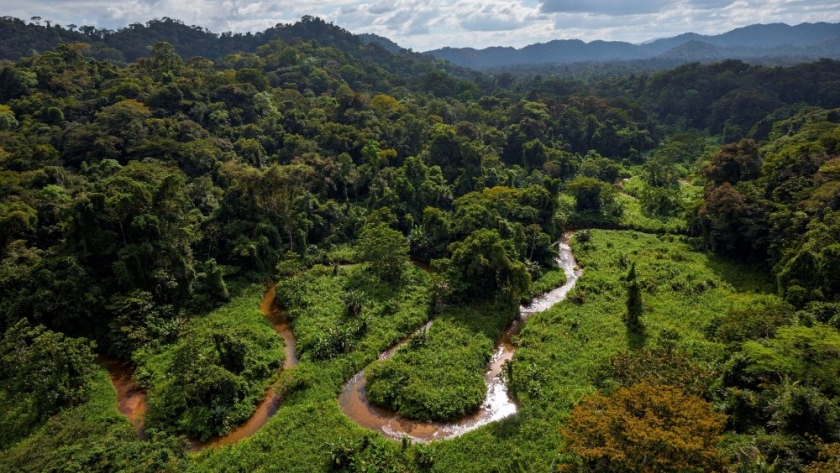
[134, 284, 284, 441]
[0, 367, 187, 473]
[366, 305, 512, 422]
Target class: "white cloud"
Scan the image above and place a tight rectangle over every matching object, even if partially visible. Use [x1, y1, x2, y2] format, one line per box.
[540, 0, 671, 15]
[2, 0, 839, 50]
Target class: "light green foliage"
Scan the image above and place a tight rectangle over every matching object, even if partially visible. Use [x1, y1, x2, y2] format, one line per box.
[190, 263, 432, 473]
[135, 285, 284, 440]
[357, 221, 409, 285]
[617, 176, 701, 233]
[510, 230, 740, 407]
[423, 230, 762, 472]
[274, 264, 431, 362]
[522, 265, 567, 304]
[0, 104, 19, 130]
[740, 325, 840, 395]
[720, 324, 840, 464]
[366, 305, 513, 421]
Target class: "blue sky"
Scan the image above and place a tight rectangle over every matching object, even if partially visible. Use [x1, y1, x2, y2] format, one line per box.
[7, 0, 840, 50]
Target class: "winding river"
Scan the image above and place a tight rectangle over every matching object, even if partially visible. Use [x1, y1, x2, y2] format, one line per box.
[96, 355, 148, 440]
[188, 286, 298, 451]
[338, 233, 582, 442]
[103, 234, 579, 447]
[100, 285, 298, 451]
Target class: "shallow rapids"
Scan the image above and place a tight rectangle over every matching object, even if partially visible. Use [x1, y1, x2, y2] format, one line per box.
[103, 236, 579, 447]
[338, 234, 581, 442]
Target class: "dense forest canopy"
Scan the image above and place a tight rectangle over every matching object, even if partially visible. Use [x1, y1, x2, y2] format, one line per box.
[1, 14, 840, 473]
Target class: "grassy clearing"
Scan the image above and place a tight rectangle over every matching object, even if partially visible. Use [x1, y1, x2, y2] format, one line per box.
[557, 182, 699, 235]
[511, 230, 777, 411]
[616, 178, 703, 234]
[615, 194, 688, 234]
[134, 284, 285, 440]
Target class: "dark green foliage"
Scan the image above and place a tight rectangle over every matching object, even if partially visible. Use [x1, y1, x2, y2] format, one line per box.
[446, 228, 531, 301]
[106, 290, 178, 359]
[624, 263, 643, 333]
[1, 12, 840, 473]
[699, 110, 840, 302]
[705, 139, 763, 186]
[711, 297, 796, 343]
[0, 368, 188, 473]
[718, 323, 840, 465]
[597, 347, 718, 397]
[566, 177, 623, 225]
[191, 258, 230, 311]
[0, 319, 96, 447]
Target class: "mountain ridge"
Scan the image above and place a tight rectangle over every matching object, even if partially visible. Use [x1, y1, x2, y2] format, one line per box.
[1, 16, 838, 73]
[424, 22, 840, 69]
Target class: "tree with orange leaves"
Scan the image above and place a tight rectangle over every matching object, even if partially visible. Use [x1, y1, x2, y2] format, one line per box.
[559, 381, 726, 473]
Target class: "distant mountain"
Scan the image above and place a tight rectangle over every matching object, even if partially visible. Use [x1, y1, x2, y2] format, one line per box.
[0, 15, 479, 85]
[655, 40, 730, 62]
[3, 15, 838, 75]
[707, 22, 840, 47]
[425, 22, 840, 69]
[358, 33, 404, 53]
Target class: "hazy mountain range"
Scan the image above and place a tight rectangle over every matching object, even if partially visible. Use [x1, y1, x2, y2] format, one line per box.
[420, 22, 840, 69]
[2, 15, 838, 72]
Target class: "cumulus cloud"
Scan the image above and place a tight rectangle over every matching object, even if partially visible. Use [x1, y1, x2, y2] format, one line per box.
[457, 1, 537, 31]
[540, 0, 670, 15]
[1, 0, 839, 50]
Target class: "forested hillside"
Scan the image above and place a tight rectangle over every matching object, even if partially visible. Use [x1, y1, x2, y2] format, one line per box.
[1, 16, 840, 473]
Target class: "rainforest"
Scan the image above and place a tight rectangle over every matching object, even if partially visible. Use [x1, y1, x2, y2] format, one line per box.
[2, 15, 840, 473]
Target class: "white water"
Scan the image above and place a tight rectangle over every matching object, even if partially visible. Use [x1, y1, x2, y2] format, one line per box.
[338, 233, 582, 442]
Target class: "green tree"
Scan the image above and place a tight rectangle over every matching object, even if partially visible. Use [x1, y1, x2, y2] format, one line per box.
[705, 139, 762, 186]
[0, 319, 95, 421]
[447, 228, 530, 301]
[357, 222, 409, 284]
[624, 263, 643, 333]
[566, 177, 622, 221]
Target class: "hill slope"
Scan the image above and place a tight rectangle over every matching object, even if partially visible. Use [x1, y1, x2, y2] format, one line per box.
[425, 22, 840, 69]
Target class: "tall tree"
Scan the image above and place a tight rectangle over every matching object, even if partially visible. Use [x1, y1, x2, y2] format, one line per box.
[560, 382, 726, 473]
[624, 262, 643, 333]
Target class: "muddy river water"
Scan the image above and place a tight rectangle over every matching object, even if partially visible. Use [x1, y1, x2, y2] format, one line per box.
[188, 286, 298, 450]
[103, 235, 579, 447]
[101, 285, 298, 451]
[338, 234, 581, 441]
